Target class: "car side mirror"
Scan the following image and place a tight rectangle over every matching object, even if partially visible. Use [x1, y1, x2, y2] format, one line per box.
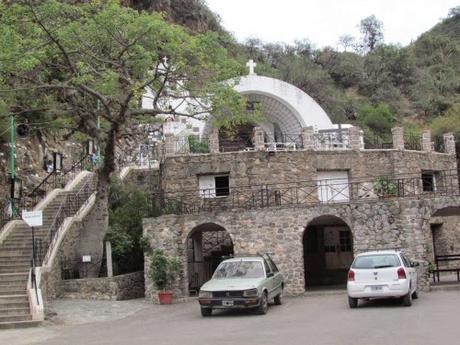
[267, 272, 274, 278]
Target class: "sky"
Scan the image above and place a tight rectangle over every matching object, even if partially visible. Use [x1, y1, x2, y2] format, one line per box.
[205, 0, 459, 48]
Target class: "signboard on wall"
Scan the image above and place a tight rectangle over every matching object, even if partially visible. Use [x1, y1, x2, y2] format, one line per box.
[22, 210, 43, 227]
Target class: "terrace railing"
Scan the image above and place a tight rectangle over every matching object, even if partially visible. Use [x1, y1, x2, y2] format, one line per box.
[404, 133, 422, 151]
[364, 137, 393, 150]
[313, 129, 351, 150]
[152, 170, 460, 215]
[433, 137, 445, 153]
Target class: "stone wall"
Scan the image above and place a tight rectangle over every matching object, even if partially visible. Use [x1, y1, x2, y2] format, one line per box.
[123, 168, 160, 191]
[160, 150, 456, 194]
[143, 195, 460, 301]
[0, 136, 84, 200]
[57, 271, 145, 300]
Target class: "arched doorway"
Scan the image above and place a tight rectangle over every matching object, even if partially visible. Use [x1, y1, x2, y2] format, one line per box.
[430, 206, 460, 283]
[187, 223, 233, 295]
[303, 215, 353, 289]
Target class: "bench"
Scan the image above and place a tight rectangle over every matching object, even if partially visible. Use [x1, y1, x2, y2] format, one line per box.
[431, 254, 460, 283]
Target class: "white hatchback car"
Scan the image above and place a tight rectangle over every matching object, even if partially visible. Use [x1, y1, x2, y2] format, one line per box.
[347, 250, 418, 308]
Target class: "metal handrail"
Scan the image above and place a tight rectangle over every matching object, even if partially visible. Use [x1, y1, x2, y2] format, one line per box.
[34, 174, 97, 266]
[0, 155, 92, 230]
[152, 170, 460, 215]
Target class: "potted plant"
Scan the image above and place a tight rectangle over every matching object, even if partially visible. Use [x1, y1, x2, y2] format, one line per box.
[373, 176, 398, 198]
[150, 250, 180, 304]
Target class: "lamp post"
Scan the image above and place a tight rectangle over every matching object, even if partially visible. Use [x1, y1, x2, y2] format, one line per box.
[86, 139, 95, 156]
[8, 113, 15, 180]
[53, 152, 63, 172]
[96, 100, 101, 165]
[10, 177, 22, 217]
[8, 114, 17, 216]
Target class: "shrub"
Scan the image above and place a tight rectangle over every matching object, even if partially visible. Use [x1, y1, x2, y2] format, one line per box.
[150, 250, 181, 291]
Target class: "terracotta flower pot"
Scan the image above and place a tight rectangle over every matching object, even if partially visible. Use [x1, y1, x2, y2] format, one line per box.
[158, 291, 173, 305]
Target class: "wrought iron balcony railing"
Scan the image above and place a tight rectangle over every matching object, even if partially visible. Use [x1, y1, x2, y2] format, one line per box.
[151, 170, 460, 215]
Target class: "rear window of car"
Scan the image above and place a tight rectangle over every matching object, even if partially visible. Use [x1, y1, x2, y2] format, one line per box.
[352, 254, 401, 269]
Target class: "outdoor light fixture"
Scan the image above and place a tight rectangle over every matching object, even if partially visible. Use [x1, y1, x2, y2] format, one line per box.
[53, 152, 63, 172]
[10, 177, 22, 200]
[86, 139, 94, 155]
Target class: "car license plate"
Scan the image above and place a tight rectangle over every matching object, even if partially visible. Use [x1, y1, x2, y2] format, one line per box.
[222, 300, 234, 306]
[371, 285, 383, 291]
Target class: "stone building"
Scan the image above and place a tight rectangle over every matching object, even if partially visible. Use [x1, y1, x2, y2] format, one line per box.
[143, 65, 459, 301]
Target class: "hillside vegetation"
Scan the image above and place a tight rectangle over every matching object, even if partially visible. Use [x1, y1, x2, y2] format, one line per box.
[139, 1, 459, 144]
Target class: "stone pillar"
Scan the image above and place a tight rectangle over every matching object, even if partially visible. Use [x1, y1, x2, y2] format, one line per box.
[209, 128, 220, 154]
[301, 126, 315, 150]
[443, 133, 456, 155]
[164, 134, 177, 156]
[193, 232, 203, 262]
[391, 127, 404, 150]
[106, 241, 113, 278]
[253, 126, 265, 151]
[349, 126, 364, 150]
[421, 129, 432, 152]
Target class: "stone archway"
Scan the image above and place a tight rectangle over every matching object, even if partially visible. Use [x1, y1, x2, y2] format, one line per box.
[303, 215, 353, 289]
[186, 223, 234, 295]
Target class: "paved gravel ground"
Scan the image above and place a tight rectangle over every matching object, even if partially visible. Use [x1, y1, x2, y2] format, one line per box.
[2, 291, 460, 345]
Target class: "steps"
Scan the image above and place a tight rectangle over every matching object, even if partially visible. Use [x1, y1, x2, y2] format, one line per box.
[0, 171, 96, 328]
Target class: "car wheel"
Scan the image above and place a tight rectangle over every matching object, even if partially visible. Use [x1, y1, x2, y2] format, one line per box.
[348, 297, 358, 308]
[412, 290, 418, 299]
[201, 307, 212, 317]
[402, 291, 412, 307]
[257, 292, 269, 315]
[274, 292, 282, 305]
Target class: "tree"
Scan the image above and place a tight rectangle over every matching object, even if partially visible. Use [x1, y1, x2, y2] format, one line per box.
[359, 15, 384, 52]
[0, 1, 248, 239]
[338, 34, 356, 52]
[357, 103, 394, 141]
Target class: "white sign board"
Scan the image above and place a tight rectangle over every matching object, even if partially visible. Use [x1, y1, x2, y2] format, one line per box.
[82, 255, 92, 263]
[22, 210, 43, 227]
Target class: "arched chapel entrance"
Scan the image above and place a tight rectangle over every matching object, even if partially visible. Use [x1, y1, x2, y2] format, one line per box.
[187, 223, 233, 295]
[303, 215, 353, 289]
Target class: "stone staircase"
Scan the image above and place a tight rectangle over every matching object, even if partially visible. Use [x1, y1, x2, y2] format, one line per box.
[0, 172, 95, 329]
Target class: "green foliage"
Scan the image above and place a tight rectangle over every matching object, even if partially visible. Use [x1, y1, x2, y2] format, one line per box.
[188, 135, 209, 153]
[431, 104, 460, 138]
[0, 1, 249, 183]
[357, 104, 394, 140]
[149, 250, 181, 291]
[359, 15, 384, 52]
[105, 179, 152, 272]
[373, 176, 398, 198]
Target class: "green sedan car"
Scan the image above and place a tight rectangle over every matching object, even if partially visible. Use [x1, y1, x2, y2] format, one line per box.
[198, 254, 284, 316]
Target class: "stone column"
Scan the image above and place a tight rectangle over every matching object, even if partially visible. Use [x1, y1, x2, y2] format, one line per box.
[164, 134, 177, 156]
[443, 133, 456, 155]
[209, 128, 220, 154]
[193, 232, 203, 262]
[301, 126, 315, 150]
[253, 126, 265, 151]
[349, 126, 364, 150]
[106, 241, 113, 278]
[421, 129, 432, 152]
[391, 127, 404, 150]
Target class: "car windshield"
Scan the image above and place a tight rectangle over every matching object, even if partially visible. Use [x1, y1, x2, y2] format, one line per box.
[352, 254, 401, 269]
[213, 260, 264, 279]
